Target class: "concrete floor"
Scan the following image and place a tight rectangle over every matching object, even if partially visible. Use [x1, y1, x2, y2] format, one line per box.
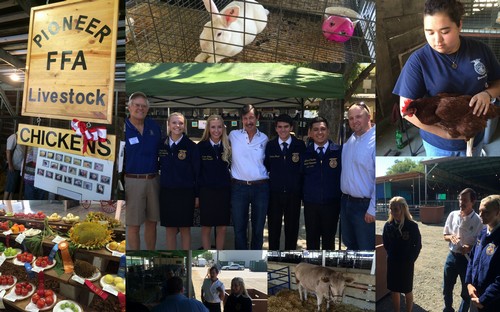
[377, 118, 500, 156]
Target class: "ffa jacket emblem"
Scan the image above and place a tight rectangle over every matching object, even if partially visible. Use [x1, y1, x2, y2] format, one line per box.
[178, 150, 187, 160]
[486, 243, 496, 256]
[329, 158, 338, 168]
[292, 153, 300, 163]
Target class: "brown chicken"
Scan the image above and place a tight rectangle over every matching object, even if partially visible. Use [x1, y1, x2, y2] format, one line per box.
[402, 93, 500, 156]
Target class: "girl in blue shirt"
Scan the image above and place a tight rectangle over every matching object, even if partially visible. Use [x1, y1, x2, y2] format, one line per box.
[394, 0, 500, 156]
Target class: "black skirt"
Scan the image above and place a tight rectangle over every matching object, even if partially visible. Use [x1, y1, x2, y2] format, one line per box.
[160, 187, 195, 227]
[199, 187, 231, 226]
[387, 258, 415, 293]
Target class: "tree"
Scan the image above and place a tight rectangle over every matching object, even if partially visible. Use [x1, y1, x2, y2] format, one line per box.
[201, 251, 213, 261]
[386, 158, 424, 175]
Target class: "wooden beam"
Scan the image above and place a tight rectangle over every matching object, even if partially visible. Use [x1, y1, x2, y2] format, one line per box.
[0, 47, 25, 68]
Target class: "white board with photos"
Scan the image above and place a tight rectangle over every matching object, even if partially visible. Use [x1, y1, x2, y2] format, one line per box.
[34, 148, 113, 200]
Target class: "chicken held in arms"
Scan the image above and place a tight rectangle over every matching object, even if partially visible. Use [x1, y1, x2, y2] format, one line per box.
[402, 93, 500, 156]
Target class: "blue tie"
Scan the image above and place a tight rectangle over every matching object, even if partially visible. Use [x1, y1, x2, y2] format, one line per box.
[318, 146, 324, 159]
[282, 142, 288, 155]
[214, 144, 221, 157]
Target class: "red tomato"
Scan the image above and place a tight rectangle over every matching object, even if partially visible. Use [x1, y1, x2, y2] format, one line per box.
[16, 254, 22, 261]
[37, 289, 45, 297]
[32, 294, 40, 304]
[15, 288, 22, 295]
[26, 255, 33, 263]
[44, 290, 54, 297]
[26, 284, 32, 291]
[36, 298, 45, 309]
[45, 295, 54, 306]
[21, 287, 28, 296]
[36, 259, 42, 266]
[41, 260, 47, 267]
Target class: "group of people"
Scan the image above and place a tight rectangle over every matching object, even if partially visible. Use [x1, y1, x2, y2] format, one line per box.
[383, 189, 500, 312]
[150, 267, 252, 312]
[4, 133, 47, 200]
[125, 91, 376, 251]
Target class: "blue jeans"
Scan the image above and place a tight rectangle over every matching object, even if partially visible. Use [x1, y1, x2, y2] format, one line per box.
[423, 140, 483, 157]
[23, 183, 47, 200]
[443, 251, 470, 312]
[231, 182, 269, 250]
[340, 196, 375, 250]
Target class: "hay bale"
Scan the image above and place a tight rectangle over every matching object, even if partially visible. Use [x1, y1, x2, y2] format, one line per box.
[268, 289, 366, 312]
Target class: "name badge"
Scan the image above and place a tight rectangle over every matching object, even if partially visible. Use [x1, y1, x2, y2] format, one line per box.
[128, 137, 139, 145]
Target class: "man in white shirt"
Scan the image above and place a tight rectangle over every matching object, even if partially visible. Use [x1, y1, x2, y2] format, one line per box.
[443, 188, 484, 312]
[229, 104, 269, 250]
[340, 103, 376, 250]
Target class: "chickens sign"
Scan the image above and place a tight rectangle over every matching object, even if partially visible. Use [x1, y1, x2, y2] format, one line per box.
[22, 0, 119, 124]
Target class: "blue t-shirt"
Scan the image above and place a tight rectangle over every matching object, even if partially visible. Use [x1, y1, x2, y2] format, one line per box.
[393, 36, 500, 151]
[125, 117, 162, 174]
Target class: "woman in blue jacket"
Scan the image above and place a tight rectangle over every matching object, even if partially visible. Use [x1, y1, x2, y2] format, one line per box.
[159, 112, 200, 250]
[198, 115, 231, 250]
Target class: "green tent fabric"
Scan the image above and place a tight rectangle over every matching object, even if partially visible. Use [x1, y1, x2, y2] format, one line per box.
[126, 63, 345, 98]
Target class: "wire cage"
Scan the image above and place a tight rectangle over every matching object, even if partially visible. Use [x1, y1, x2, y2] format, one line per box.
[126, 0, 375, 63]
[461, 0, 500, 57]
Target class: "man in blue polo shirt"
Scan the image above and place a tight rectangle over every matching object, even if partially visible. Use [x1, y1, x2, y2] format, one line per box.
[125, 92, 162, 250]
[152, 276, 208, 312]
[265, 114, 306, 250]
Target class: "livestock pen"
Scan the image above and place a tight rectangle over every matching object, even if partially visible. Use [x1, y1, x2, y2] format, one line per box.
[267, 252, 376, 311]
[126, 0, 375, 63]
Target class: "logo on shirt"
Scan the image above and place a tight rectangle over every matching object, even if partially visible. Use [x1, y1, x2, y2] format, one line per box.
[329, 158, 338, 168]
[292, 153, 300, 163]
[178, 150, 187, 160]
[486, 243, 496, 256]
[471, 59, 486, 76]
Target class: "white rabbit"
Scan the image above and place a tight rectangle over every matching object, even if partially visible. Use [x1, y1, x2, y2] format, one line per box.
[195, 0, 269, 63]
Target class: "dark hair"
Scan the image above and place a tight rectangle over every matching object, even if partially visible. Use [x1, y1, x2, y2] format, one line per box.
[275, 114, 293, 127]
[166, 276, 184, 295]
[459, 188, 477, 202]
[424, 0, 465, 27]
[241, 104, 258, 117]
[308, 116, 329, 130]
[210, 266, 219, 274]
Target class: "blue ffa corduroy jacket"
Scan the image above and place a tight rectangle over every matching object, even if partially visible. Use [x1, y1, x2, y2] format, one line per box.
[159, 135, 200, 189]
[264, 136, 306, 193]
[301, 140, 341, 205]
[197, 140, 231, 188]
[465, 226, 500, 311]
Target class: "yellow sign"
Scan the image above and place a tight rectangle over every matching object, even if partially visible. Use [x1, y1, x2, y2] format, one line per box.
[22, 0, 119, 124]
[17, 124, 116, 161]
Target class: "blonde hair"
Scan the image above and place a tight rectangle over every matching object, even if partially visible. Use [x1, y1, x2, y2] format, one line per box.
[167, 112, 186, 136]
[388, 196, 413, 234]
[231, 277, 250, 299]
[200, 115, 231, 163]
[480, 195, 500, 212]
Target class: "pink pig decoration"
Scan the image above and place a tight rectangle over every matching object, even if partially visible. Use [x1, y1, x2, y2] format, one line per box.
[322, 15, 354, 42]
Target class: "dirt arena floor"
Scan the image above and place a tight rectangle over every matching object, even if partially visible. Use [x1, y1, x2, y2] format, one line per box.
[376, 218, 463, 312]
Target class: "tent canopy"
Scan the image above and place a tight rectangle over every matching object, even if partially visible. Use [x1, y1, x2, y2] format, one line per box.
[126, 63, 345, 98]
